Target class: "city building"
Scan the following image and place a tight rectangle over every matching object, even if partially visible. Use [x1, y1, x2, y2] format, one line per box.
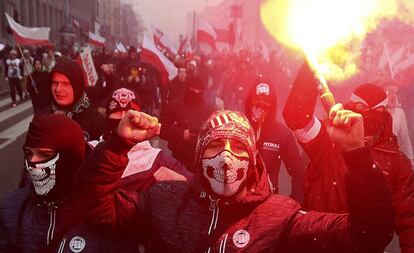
[0, 0, 100, 45]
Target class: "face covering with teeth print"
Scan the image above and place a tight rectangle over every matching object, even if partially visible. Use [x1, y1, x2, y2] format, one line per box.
[202, 150, 249, 197]
[251, 105, 266, 123]
[25, 154, 59, 196]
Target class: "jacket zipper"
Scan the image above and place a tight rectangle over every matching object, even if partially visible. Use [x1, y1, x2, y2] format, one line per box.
[46, 202, 57, 245]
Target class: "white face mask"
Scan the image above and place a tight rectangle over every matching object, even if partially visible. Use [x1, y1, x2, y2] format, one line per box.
[202, 150, 249, 196]
[25, 154, 59, 196]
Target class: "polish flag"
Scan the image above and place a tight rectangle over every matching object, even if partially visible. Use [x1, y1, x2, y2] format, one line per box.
[5, 13, 51, 47]
[151, 25, 177, 56]
[197, 19, 217, 51]
[88, 32, 106, 47]
[141, 34, 177, 85]
[116, 42, 127, 53]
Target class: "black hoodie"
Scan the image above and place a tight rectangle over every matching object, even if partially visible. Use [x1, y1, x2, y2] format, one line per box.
[245, 80, 305, 202]
[37, 60, 106, 142]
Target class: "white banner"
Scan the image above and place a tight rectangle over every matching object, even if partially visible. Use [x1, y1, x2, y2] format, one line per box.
[78, 47, 98, 87]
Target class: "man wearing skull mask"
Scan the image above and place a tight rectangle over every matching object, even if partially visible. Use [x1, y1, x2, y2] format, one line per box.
[74, 107, 393, 252]
[283, 62, 414, 252]
[244, 78, 305, 202]
[0, 115, 138, 252]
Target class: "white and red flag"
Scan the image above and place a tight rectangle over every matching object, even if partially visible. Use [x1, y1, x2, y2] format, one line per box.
[5, 13, 51, 47]
[116, 42, 127, 53]
[76, 46, 98, 87]
[151, 25, 177, 56]
[140, 34, 177, 85]
[88, 32, 106, 47]
[197, 19, 217, 51]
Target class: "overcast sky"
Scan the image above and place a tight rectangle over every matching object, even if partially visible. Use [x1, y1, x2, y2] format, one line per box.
[129, 0, 223, 42]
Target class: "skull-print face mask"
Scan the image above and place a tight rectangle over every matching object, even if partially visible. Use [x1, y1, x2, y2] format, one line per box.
[251, 106, 266, 123]
[25, 154, 59, 196]
[202, 150, 249, 196]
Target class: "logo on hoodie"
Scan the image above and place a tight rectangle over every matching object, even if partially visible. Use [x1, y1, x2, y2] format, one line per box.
[69, 236, 86, 252]
[256, 83, 270, 96]
[262, 142, 280, 152]
[233, 229, 250, 248]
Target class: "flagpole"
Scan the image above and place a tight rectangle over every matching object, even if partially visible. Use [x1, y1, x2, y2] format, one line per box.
[15, 42, 38, 94]
[193, 10, 198, 55]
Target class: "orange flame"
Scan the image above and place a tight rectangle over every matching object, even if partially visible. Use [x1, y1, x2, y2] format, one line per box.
[260, 0, 413, 83]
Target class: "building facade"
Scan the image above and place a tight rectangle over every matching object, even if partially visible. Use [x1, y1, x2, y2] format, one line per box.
[197, 0, 273, 50]
[0, 0, 102, 45]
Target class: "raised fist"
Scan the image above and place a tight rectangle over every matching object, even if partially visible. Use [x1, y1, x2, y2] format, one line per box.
[117, 110, 161, 143]
[326, 104, 365, 152]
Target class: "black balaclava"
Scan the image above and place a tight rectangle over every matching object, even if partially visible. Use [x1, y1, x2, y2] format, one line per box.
[245, 78, 277, 130]
[184, 76, 205, 103]
[49, 60, 87, 111]
[344, 83, 394, 147]
[24, 114, 85, 202]
[103, 88, 141, 139]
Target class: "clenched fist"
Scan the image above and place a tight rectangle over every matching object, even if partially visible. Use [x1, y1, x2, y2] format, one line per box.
[327, 104, 365, 152]
[118, 110, 161, 143]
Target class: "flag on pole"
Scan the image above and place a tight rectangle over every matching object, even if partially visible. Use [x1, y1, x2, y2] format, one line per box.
[379, 43, 395, 80]
[197, 19, 217, 51]
[77, 46, 98, 87]
[116, 42, 127, 53]
[151, 25, 177, 56]
[140, 34, 177, 85]
[184, 41, 194, 60]
[5, 13, 51, 47]
[88, 32, 106, 47]
[178, 36, 188, 55]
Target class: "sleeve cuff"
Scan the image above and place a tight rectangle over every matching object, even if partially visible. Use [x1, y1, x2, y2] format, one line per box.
[106, 133, 136, 155]
[294, 116, 321, 144]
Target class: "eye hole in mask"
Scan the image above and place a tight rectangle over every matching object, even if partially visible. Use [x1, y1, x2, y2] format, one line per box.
[25, 154, 59, 196]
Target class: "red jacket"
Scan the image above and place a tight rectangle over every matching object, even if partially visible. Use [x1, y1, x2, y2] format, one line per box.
[298, 123, 414, 253]
[283, 62, 414, 253]
[73, 133, 393, 252]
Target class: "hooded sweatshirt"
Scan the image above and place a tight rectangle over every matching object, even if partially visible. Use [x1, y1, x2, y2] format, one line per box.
[37, 60, 105, 142]
[160, 76, 216, 170]
[0, 115, 140, 253]
[283, 62, 414, 253]
[73, 110, 393, 253]
[245, 80, 305, 202]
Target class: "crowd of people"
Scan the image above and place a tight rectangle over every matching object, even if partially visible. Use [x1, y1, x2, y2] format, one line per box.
[0, 40, 413, 253]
